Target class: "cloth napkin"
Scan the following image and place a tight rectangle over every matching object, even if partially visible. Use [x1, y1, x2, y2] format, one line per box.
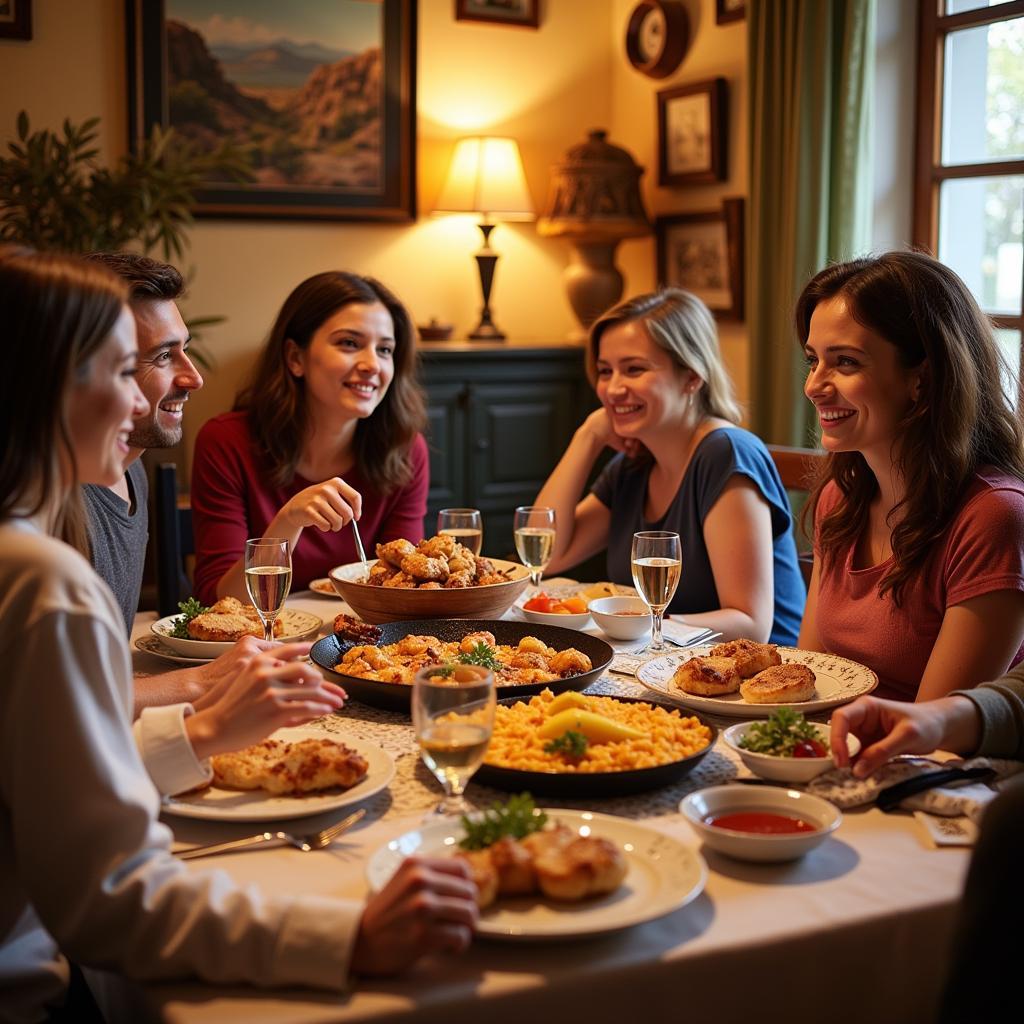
[807, 756, 1024, 823]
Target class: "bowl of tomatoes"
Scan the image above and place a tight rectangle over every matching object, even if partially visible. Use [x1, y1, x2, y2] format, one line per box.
[520, 591, 591, 630]
[722, 710, 860, 784]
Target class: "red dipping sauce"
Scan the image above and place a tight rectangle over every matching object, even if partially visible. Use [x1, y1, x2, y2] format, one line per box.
[707, 812, 816, 835]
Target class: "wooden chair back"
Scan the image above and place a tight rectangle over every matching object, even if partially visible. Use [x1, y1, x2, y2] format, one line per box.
[155, 463, 194, 617]
[767, 444, 828, 588]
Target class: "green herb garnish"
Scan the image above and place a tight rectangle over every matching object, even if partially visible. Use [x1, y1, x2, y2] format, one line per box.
[458, 793, 548, 851]
[457, 641, 502, 671]
[737, 708, 828, 756]
[167, 597, 209, 639]
[425, 664, 457, 678]
[543, 730, 589, 758]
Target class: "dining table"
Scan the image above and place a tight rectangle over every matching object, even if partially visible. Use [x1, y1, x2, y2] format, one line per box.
[124, 590, 972, 1024]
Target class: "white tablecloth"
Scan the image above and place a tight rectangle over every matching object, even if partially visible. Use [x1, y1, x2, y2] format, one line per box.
[127, 595, 970, 1024]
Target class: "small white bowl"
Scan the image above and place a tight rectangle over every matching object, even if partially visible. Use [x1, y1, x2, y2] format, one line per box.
[588, 596, 652, 641]
[722, 722, 861, 784]
[680, 785, 841, 862]
[520, 604, 592, 630]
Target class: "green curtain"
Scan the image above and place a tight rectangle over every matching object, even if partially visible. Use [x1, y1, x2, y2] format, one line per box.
[748, 0, 876, 446]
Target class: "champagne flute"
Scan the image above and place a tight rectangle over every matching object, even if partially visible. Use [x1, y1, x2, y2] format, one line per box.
[513, 506, 556, 589]
[631, 531, 681, 652]
[437, 508, 483, 555]
[244, 538, 292, 642]
[413, 664, 496, 816]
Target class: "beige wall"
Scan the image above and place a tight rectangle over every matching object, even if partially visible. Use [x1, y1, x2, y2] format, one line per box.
[0, 0, 750, 464]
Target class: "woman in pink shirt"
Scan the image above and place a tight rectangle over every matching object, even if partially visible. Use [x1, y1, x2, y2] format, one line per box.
[797, 251, 1024, 701]
[192, 272, 428, 601]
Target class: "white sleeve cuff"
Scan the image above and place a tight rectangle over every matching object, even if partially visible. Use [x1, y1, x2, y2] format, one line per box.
[133, 704, 212, 796]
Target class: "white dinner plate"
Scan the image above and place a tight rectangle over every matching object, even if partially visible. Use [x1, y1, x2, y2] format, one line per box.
[134, 635, 211, 666]
[309, 578, 340, 597]
[365, 809, 706, 941]
[161, 728, 395, 822]
[151, 608, 324, 660]
[636, 646, 878, 718]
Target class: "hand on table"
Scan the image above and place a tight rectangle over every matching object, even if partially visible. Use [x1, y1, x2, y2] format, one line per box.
[186, 643, 347, 761]
[350, 857, 479, 977]
[281, 477, 363, 534]
[830, 694, 982, 778]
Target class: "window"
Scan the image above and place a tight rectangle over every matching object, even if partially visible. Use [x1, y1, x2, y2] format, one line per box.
[914, 0, 1024, 387]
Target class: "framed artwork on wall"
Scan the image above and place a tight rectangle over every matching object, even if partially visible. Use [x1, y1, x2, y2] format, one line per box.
[656, 198, 744, 320]
[716, 0, 745, 25]
[126, 0, 417, 222]
[455, 0, 539, 28]
[0, 0, 32, 40]
[657, 77, 727, 186]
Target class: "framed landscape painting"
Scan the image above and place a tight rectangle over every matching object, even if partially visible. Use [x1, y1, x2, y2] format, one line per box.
[127, 0, 417, 221]
[656, 198, 745, 320]
[657, 78, 727, 187]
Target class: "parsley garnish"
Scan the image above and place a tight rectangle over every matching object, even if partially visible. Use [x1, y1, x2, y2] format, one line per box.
[457, 641, 502, 671]
[459, 793, 548, 851]
[737, 708, 828, 756]
[543, 730, 588, 759]
[167, 597, 209, 639]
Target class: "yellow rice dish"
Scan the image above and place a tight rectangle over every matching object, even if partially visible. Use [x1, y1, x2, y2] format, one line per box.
[485, 689, 712, 773]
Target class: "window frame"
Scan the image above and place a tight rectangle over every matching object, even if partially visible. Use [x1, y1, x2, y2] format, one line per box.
[914, 0, 1024, 343]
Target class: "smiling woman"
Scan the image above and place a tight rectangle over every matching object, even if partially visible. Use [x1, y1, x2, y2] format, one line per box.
[191, 271, 428, 602]
[796, 251, 1024, 702]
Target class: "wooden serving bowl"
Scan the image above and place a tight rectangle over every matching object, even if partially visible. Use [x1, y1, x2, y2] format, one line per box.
[328, 558, 531, 623]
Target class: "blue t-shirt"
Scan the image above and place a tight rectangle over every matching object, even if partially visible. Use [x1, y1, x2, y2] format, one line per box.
[591, 428, 805, 645]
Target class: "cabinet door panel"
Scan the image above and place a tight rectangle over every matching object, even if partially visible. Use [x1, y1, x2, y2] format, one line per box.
[423, 381, 465, 519]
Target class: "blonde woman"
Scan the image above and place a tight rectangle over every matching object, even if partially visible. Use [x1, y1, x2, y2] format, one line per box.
[537, 289, 804, 643]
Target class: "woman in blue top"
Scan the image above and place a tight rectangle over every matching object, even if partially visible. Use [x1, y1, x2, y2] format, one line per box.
[537, 288, 804, 644]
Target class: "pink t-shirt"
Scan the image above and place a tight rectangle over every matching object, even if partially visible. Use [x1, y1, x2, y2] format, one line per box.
[813, 469, 1024, 701]
[191, 411, 428, 604]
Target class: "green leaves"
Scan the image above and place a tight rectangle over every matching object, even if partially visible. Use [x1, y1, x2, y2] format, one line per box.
[737, 708, 828, 756]
[543, 730, 588, 759]
[457, 641, 502, 671]
[458, 794, 548, 851]
[167, 597, 209, 639]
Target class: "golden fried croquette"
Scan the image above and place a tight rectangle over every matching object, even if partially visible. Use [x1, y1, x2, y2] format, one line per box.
[341, 645, 392, 670]
[382, 572, 417, 589]
[396, 635, 443, 657]
[548, 648, 593, 675]
[518, 636, 554, 657]
[709, 638, 782, 678]
[672, 656, 741, 696]
[510, 651, 548, 670]
[532, 835, 627, 902]
[400, 553, 448, 582]
[187, 598, 284, 642]
[456, 849, 499, 909]
[418, 534, 458, 559]
[366, 562, 394, 586]
[211, 738, 368, 795]
[740, 663, 817, 703]
[443, 570, 474, 589]
[460, 631, 496, 654]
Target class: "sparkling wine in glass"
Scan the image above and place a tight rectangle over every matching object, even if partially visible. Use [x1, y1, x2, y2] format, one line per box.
[437, 508, 483, 556]
[413, 664, 496, 816]
[513, 505, 556, 589]
[244, 538, 292, 642]
[631, 531, 681, 652]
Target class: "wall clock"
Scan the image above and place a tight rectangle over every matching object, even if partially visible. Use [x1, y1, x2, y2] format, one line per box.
[625, 1, 689, 79]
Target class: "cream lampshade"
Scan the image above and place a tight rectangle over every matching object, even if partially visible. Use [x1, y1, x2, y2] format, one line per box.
[434, 136, 534, 340]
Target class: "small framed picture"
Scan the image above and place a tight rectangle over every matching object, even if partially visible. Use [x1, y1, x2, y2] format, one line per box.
[455, 0, 540, 28]
[656, 198, 745, 321]
[657, 78, 727, 187]
[0, 0, 32, 40]
[716, 0, 746, 25]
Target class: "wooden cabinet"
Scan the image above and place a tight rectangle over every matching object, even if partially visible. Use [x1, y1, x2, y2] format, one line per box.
[419, 341, 595, 560]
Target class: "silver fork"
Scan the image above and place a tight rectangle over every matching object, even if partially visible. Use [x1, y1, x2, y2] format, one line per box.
[174, 808, 365, 860]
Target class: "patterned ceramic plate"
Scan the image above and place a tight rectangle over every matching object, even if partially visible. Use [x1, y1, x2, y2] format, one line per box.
[134, 635, 211, 666]
[366, 809, 706, 941]
[308, 578, 340, 597]
[636, 646, 878, 718]
[150, 609, 324, 660]
[162, 727, 395, 822]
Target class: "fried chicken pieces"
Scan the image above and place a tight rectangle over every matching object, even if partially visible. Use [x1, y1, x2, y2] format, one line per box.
[187, 596, 283, 642]
[672, 639, 817, 703]
[211, 737, 368, 795]
[367, 535, 507, 589]
[455, 825, 627, 909]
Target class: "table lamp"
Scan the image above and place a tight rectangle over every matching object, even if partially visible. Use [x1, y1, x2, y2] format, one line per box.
[434, 136, 534, 340]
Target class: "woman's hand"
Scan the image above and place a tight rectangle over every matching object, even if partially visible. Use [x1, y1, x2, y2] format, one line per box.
[579, 408, 643, 459]
[191, 635, 277, 708]
[186, 643, 347, 760]
[280, 477, 364, 533]
[350, 857, 479, 977]
[830, 694, 982, 777]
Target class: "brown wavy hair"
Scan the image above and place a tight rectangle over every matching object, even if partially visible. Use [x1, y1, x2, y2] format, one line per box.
[0, 248, 128, 554]
[797, 250, 1024, 606]
[235, 271, 426, 492]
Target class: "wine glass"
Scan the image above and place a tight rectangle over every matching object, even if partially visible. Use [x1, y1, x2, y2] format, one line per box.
[244, 538, 292, 642]
[413, 664, 496, 816]
[437, 508, 483, 555]
[513, 506, 556, 589]
[631, 531, 681, 653]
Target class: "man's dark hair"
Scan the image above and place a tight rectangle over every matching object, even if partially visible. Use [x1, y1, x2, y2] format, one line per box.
[84, 251, 183, 303]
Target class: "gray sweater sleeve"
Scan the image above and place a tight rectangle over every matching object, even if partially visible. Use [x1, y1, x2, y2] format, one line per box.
[952, 663, 1024, 759]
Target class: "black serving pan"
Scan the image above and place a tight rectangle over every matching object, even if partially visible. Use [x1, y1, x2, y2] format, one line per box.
[310, 618, 614, 713]
[474, 695, 718, 798]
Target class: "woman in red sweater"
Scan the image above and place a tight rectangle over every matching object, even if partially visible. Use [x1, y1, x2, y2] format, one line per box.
[192, 271, 428, 601]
